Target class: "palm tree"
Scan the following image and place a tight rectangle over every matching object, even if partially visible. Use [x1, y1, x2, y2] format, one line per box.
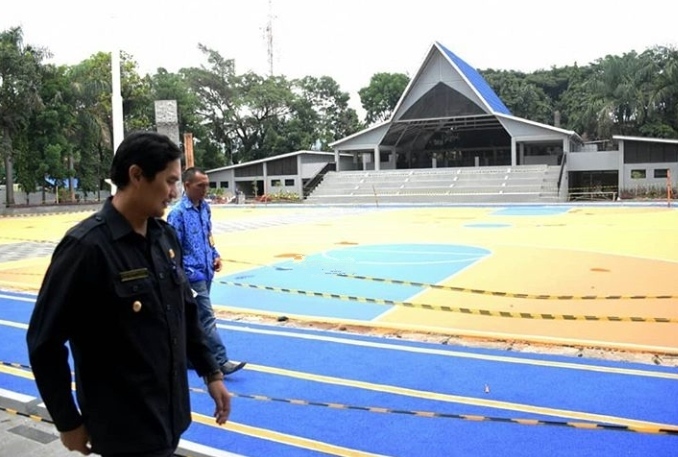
[0, 26, 47, 205]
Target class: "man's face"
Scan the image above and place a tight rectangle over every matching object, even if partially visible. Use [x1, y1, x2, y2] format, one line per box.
[138, 159, 181, 218]
[184, 171, 210, 203]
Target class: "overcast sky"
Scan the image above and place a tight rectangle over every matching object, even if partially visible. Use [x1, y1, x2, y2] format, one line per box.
[2, 0, 676, 111]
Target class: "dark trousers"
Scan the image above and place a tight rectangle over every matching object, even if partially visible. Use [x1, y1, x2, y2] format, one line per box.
[101, 451, 175, 457]
[101, 441, 179, 457]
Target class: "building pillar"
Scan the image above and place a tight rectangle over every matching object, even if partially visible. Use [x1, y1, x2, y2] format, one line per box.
[618, 140, 625, 192]
[374, 146, 381, 171]
[263, 162, 268, 196]
[297, 154, 303, 198]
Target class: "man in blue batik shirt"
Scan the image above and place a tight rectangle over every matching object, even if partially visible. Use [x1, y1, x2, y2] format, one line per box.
[167, 167, 246, 376]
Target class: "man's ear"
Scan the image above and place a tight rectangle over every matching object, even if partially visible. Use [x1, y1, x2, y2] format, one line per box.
[129, 165, 144, 185]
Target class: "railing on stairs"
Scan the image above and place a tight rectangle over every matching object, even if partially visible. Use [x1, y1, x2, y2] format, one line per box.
[303, 162, 335, 198]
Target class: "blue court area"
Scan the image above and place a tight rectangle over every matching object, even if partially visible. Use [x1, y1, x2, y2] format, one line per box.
[213, 243, 491, 321]
[1, 289, 677, 456]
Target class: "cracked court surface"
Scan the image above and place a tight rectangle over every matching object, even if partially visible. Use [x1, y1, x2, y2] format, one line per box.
[0, 203, 677, 353]
[211, 204, 678, 353]
[1, 203, 677, 456]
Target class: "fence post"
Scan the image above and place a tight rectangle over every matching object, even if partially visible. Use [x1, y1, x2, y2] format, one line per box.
[668, 170, 672, 208]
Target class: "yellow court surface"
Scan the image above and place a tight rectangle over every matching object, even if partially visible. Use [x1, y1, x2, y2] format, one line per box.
[1, 204, 677, 354]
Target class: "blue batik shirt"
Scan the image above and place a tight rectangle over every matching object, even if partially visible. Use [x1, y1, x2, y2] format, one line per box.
[167, 195, 220, 284]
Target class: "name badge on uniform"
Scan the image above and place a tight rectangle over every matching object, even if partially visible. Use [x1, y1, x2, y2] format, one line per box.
[119, 268, 149, 282]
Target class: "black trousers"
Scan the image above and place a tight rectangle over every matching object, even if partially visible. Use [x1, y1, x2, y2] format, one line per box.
[100, 440, 179, 457]
[101, 450, 176, 457]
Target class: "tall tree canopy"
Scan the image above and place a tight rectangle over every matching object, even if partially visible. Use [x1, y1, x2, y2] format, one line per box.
[0, 26, 48, 205]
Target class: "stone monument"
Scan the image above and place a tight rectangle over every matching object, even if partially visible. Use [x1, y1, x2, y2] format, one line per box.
[154, 100, 180, 146]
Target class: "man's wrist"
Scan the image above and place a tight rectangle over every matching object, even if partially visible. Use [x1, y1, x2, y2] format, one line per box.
[203, 370, 224, 385]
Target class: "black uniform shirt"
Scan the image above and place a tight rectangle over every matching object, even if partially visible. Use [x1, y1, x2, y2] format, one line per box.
[26, 198, 220, 455]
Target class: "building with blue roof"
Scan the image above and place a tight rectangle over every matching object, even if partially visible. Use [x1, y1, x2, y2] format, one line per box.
[329, 41, 582, 171]
[206, 42, 677, 202]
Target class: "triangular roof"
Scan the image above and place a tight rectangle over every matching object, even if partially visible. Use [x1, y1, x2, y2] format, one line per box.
[331, 41, 578, 151]
[389, 41, 510, 122]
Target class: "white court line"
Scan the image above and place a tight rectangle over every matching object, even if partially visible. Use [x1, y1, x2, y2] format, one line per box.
[0, 294, 35, 303]
[215, 323, 678, 380]
[0, 319, 28, 330]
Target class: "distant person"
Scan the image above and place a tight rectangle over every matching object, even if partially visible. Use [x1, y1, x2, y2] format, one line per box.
[26, 131, 231, 457]
[167, 167, 247, 376]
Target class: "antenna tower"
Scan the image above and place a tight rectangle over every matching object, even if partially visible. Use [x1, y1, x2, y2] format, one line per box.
[265, 0, 274, 76]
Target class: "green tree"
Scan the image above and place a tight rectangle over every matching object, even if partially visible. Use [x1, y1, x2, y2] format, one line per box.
[184, 45, 239, 165]
[120, 52, 154, 132]
[293, 75, 362, 150]
[482, 69, 553, 124]
[150, 68, 212, 167]
[643, 45, 678, 137]
[358, 72, 410, 125]
[186, 45, 294, 164]
[21, 63, 75, 202]
[580, 52, 652, 139]
[0, 26, 47, 205]
[12, 132, 42, 204]
[559, 64, 598, 139]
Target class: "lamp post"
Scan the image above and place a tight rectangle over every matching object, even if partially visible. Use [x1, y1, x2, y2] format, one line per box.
[109, 47, 124, 195]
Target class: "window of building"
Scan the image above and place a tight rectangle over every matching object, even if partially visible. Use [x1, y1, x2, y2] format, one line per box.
[630, 169, 646, 179]
[267, 156, 298, 175]
[654, 169, 669, 178]
[271, 179, 282, 187]
[624, 141, 678, 163]
[284, 179, 294, 186]
[219, 181, 229, 188]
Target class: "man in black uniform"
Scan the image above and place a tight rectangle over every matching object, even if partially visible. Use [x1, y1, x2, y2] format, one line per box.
[26, 131, 231, 457]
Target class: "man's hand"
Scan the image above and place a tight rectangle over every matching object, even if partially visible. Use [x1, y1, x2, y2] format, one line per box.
[213, 257, 222, 272]
[207, 380, 231, 425]
[60, 424, 91, 455]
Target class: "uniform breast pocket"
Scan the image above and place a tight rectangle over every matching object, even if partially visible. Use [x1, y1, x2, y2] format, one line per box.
[113, 278, 155, 316]
[171, 265, 189, 287]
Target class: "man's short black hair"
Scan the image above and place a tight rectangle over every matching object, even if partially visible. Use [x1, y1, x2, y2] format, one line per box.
[182, 166, 207, 183]
[110, 131, 182, 189]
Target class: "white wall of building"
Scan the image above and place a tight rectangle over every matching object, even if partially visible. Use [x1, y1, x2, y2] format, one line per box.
[568, 151, 620, 171]
[622, 163, 678, 190]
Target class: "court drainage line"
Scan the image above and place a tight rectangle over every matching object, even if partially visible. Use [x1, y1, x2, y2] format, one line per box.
[191, 413, 389, 457]
[220, 280, 678, 323]
[333, 272, 678, 301]
[215, 324, 678, 380]
[210, 306, 678, 355]
[2, 362, 676, 440]
[0, 307, 675, 379]
[237, 363, 678, 431]
[188, 389, 678, 436]
[0, 363, 386, 457]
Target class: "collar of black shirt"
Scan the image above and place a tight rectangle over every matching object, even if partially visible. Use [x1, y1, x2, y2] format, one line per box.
[100, 197, 164, 241]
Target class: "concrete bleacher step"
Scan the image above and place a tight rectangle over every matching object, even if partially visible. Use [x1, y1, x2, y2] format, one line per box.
[306, 165, 564, 204]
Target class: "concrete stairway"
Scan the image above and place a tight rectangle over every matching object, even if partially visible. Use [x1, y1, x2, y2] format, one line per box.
[304, 165, 563, 204]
